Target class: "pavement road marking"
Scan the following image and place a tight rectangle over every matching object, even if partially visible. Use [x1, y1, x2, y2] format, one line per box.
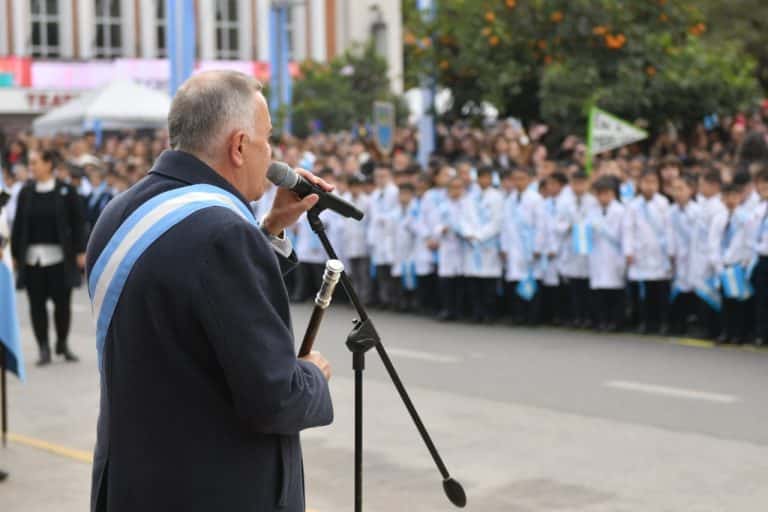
[8, 432, 94, 463]
[604, 380, 741, 404]
[385, 347, 461, 364]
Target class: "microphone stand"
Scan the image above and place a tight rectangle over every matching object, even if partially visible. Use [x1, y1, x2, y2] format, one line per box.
[306, 207, 466, 511]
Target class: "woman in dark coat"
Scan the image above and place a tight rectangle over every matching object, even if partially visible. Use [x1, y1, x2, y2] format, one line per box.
[11, 149, 87, 365]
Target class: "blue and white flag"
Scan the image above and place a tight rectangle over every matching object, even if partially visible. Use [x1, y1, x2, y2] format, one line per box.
[0, 262, 24, 380]
[167, 0, 196, 97]
[516, 272, 538, 302]
[572, 222, 592, 255]
[695, 277, 722, 312]
[720, 265, 753, 301]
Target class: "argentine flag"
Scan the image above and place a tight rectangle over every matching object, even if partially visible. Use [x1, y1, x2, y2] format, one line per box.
[720, 265, 752, 301]
[0, 261, 24, 380]
[695, 277, 722, 312]
[572, 222, 592, 255]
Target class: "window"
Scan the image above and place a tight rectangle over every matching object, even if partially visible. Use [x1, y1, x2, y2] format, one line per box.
[214, 0, 239, 59]
[156, 1, 166, 57]
[94, 0, 123, 58]
[30, 0, 61, 58]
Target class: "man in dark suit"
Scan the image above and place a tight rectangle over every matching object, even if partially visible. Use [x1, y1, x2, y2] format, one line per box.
[86, 71, 334, 512]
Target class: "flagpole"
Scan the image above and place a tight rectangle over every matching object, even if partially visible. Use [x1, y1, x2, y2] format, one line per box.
[2, 346, 7, 447]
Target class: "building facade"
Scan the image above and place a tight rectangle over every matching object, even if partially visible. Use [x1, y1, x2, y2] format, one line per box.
[0, 0, 403, 92]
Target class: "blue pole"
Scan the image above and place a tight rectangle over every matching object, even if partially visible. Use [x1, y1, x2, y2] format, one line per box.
[279, 7, 293, 135]
[416, 0, 436, 167]
[167, 0, 196, 97]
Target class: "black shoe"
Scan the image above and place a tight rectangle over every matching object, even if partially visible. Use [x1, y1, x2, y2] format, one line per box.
[36, 346, 52, 366]
[437, 311, 456, 322]
[56, 341, 80, 363]
[0, 470, 8, 482]
[715, 334, 729, 345]
[753, 338, 765, 347]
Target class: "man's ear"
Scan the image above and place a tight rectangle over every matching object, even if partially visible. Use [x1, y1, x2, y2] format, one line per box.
[229, 131, 246, 167]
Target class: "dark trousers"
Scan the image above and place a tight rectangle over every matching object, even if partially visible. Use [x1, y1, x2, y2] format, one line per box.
[591, 289, 625, 330]
[567, 278, 591, 325]
[669, 291, 697, 335]
[467, 277, 498, 322]
[697, 297, 722, 340]
[416, 273, 439, 315]
[753, 256, 768, 340]
[438, 276, 464, 319]
[372, 264, 398, 308]
[633, 280, 670, 333]
[25, 263, 72, 349]
[539, 285, 562, 325]
[722, 298, 748, 342]
[505, 281, 541, 325]
[348, 257, 373, 305]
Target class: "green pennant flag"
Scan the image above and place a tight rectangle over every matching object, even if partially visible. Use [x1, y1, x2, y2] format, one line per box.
[586, 107, 648, 174]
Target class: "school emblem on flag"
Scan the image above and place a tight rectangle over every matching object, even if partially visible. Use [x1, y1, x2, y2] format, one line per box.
[586, 107, 648, 173]
[373, 101, 395, 156]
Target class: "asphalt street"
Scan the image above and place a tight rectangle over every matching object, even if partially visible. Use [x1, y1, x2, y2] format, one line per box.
[2, 287, 768, 511]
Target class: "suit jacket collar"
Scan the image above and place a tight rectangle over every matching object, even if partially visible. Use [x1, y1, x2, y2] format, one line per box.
[149, 150, 251, 209]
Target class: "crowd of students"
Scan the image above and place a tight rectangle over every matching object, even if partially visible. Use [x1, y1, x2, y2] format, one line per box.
[2, 109, 768, 346]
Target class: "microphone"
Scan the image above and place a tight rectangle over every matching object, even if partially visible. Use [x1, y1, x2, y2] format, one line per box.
[267, 162, 365, 221]
[298, 259, 345, 358]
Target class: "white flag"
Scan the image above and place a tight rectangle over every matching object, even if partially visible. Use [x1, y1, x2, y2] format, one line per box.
[588, 107, 648, 155]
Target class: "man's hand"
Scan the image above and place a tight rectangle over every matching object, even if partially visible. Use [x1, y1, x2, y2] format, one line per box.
[626, 255, 634, 266]
[300, 350, 332, 381]
[76, 253, 86, 270]
[261, 168, 334, 237]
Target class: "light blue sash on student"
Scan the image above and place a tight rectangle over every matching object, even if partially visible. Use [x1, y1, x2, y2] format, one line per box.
[620, 181, 635, 202]
[516, 271, 538, 301]
[695, 277, 722, 312]
[88, 184, 257, 372]
[401, 262, 418, 291]
[640, 200, 669, 272]
[720, 265, 753, 301]
[572, 222, 593, 255]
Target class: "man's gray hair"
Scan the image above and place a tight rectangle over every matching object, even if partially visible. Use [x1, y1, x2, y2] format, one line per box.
[168, 71, 263, 159]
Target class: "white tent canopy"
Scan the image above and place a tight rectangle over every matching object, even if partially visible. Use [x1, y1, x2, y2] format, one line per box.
[33, 80, 171, 136]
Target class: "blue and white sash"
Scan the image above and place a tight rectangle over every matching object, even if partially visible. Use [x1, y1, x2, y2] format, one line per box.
[88, 184, 257, 371]
[572, 222, 592, 255]
[516, 271, 538, 301]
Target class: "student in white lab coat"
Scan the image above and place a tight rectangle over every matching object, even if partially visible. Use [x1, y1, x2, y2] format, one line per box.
[293, 211, 331, 302]
[367, 163, 400, 308]
[555, 170, 597, 328]
[500, 166, 542, 325]
[710, 183, 753, 344]
[749, 169, 768, 346]
[341, 175, 372, 304]
[588, 177, 627, 331]
[421, 165, 454, 314]
[410, 174, 439, 314]
[391, 184, 418, 312]
[535, 173, 568, 325]
[668, 175, 702, 335]
[462, 166, 504, 323]
[691, 170, 726, 339]
[434, 178, 467, 321]
[623, 169, 674, 334]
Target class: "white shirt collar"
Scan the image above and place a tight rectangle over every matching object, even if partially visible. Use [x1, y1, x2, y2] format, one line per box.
[35, 178, 56, 193]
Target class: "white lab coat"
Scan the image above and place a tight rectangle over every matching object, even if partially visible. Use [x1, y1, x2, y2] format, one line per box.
[462, 187, 504, 278]
[534, 197, 560, 286]
[367, 184, 399, 266]
[709, 208, 752, 274]
[689, 195, 727, 289]
[669, 201, 702, 292]
[555, 192, 598, 279]
[407, 197, 436, 276]
[250, 183, 278, 222]
[500, 189, 541, 282]
[391, 202, 416, 279]
[588, 200, 626, 290]
[748, 200, 768, 257]
[434, 198, 466, 278]
[295, 212, 331, 264]
[623, 194, 673, 281]
[341, 192, 371, 260]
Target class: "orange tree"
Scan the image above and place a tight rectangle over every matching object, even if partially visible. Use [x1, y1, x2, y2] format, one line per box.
[404, 0, 760, 134]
